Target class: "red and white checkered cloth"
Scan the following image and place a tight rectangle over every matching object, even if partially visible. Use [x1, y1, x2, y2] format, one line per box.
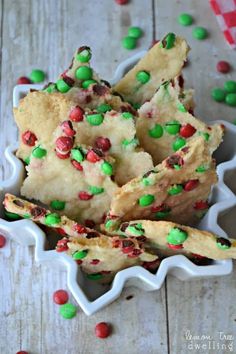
[209, 0, 236, 49]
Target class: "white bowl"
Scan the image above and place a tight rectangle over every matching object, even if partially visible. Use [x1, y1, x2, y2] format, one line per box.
[0, 53, 236, 315]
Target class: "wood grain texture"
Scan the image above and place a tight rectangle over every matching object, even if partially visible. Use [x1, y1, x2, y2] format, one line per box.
[0, 0, 236, 353]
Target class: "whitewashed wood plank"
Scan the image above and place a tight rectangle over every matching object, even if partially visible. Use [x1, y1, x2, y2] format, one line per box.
[154, 1, 236, 353]
[0, 1, 169, 353]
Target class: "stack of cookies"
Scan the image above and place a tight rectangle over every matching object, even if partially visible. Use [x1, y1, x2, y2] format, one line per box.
[4, 33, 235, 282]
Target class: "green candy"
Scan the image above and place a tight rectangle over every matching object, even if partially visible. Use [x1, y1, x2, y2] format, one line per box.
[56, 79, 71, 93]
[177, 102, 187, 112]
[87, 273, 103, 280]
[138, 194, 155, 207]
[4, 211, 20, 220]
[127, 223, 144, 236]
[224, 80, 236, 93]
[97, 104, 112, 113]
[128, 26, 143, 39]
[59, 303, 77, 319]
[168, 184, 183, 195]
[202, 132, 210, 141]
[225, 93, 236, 107]
[178, 13, 193, 26]
[50, 200, 66, 210]
[88, 186, 104, 195]
[75, 66, 93, 80]
[23, 214, 31, 219]
[155, 210, 171, 218]
[142, 177, 152, 186]
[161, 33, 176, 49]
[216, 238, 231, 250]
[24, 156, 30, 165]
[131, 102, 141, 110]
[101, 161, 113, 176]
[172, 137, 186, 151]
[122, 112, 133, 119]
[192, 27, 208, 40]
[32, 146, 47, 159]
[167, 227, 188, 245]
[196, 165, 208, 173]
[211, 88, 226, 102]
[148, 124, 163, 138]
[30, 69, 45, 83]
[71, 147, 85, 162]
[122, 138, 138, 148]
[105, 219, 116, 230]
[122, 36, 137, 50]
[76, 48, 91, 63]
[136, 71, 150, 84]
[81, 79, 97, 89]
[72, 250, 88, 260]
[45, 213, 61, 226]
[86, 113, 104, 126]
[44, 83, 57, 93]
[165, 120, 181, 135]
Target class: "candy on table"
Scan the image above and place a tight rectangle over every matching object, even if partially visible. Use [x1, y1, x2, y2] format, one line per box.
[53, 289, 69, 305]
[17, 76, 32, 85]
[29, 69, 46, 83]
[209, 0, 236, 49]
[115, 0, 129, 4]
[178, 13, 194, 26]
[109, 220, 236, 260]
[192, 27, 208, 40]
[16, 351, 29, 354]
[113, 33, 190, 105]
[122, 36, 137, 50]
[128, 26, 143, 39]
[225, 93, 236, 106]
[105, 137, 217, 228]
[211, 87, 226, 102]
[216, 60, 231, 73]
[136, 81, 224, 165]
[95, 322, 111, 338]
[59, 303, 77, 319]
[0, 234, 6, 248]
[3, 194, 159, 279]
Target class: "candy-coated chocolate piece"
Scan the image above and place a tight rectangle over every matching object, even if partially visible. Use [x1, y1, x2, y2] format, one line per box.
[148, 124, 163, 138]
[55, 136, 73, 152]
[161, 33, 176, 49]
[50, 200, 66, 210]
[224, 80, 236, 93]
[194, 200, 209, 210]
[0, 235, 6, 248]
[138, 194, 155, 207]
[75, 66, 93, 80]
[136, 70, 150, 84]
[61, 120, 76, 137]
[178, 13, 193, 26]
[32, 146, 47, 158]
[168, 184, 183, 195]
[95, 322, 111, 338]
[179, 124, 196, 138]
[72, 250, 88, 260]
[78, 191, 93, 201]
[97, 103, 112, 113]
[88, 186, 104, 195]
[101, 161, 113, 175]
[71, 147, 85, 162]
[115, 0, 129, 4]
[211, 88, 226, 102]
[184, 179, 199, 191]
[82, 79, 97, 89]
[30, 69, 45, 83]
[69, 106, 84, 122]
[225, 93, 236, 106]
[216, 237, 231, 250]
[16, 351, 29, 354]
[192, 27, 208, 40]
[86, 149, 102, 163]
[216, 61, 230, 74]
[17, 76, 32, 85]
[122, 112, 133, 119]
[53, 289, 69, 305]
[167, 227, 188, 245]
[44, 83, 57, 93]
[165, 120, 181, 135]
[128, 26, 143, 39]
[22, 130, 37, 146]
[87, 273, 103, 280]
[86, 113, 104, 126]
[56, 79, 71, 93]
[95, 137, 111, 151]
[76, 47, 91, 63]
[122, 36, 137, 50]
[59, 303, 77, 319]
[172, 137, 186, 151]
[45, 213, 61, 226]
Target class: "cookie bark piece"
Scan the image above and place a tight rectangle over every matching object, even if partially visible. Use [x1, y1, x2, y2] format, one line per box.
[136, 82, 224, 165]
[116, 220, 236, 260]
[106, 137, 217, 226]
[113, 33, 189, 105]
[20, 143, 118, 225]
[3, 194, 158, 278]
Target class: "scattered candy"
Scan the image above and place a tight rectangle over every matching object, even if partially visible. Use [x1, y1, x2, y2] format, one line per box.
[16, 351, 29, 354]
[211, 88, 226, 102]
[59, 303, 77, 319]
[224, 80, 236, 93]
[0, 235, 6, 248]
[216, 61, 231, 74]
[178, 13, 193, 26]
[115, 0, 129, 4]
[30, 69, 45, 83]
[128, 26, 143, 39]
[95, 322, 111, 338]
[122, 36, 137, 50]
[53, 289, 69, 305]
[225, 93, 236, 107]
[17, 77, 32, 85]
[192, 27, 208, 40]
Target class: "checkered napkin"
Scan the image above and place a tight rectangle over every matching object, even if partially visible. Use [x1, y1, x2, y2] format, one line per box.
[209, 0, 236, 49]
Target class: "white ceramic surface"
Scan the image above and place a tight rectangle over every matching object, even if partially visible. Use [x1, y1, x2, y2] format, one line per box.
[0, 53, 235, 315]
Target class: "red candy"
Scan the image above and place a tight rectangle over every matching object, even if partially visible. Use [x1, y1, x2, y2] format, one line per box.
[0, 235, 6, 248]
[16, 351, 29, 354]
[216, 61, 231, 74]
[61, 120, 76, 137]
[184, 179, 199, 191]
[95, 322, 111, 339]
[121, 240, 135, 254]
[167, 243, 183, 250]
[53, 289, 69, 305]
[17, 76, 31, 85]
[78, 191, 93, 201]
[86, 149, 101, 163]
[95, 137, 111, 152]
[90, 259, 100, 265]
[194, 200, 209, 210]
[55, 150, 70, 159]
[69, 106, 84, 122]
[56, 228, 67, 236]
[56, 238, 69, 252]
[73, 223, 87, 234]
[71, 160, 83, 171]
[22, 130, 37, 146]
[180, 124, 196, 138]
[55, 136, 74, 152]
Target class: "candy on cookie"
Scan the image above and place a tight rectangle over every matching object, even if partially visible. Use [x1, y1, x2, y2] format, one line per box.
[113, 33, 189, 105]
[3, 194, 158, 279]
[105, 137, 217, 228]
[136, 81, 224, 164]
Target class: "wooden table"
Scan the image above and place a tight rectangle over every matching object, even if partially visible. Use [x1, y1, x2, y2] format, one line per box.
[0, 1, 236, 353]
